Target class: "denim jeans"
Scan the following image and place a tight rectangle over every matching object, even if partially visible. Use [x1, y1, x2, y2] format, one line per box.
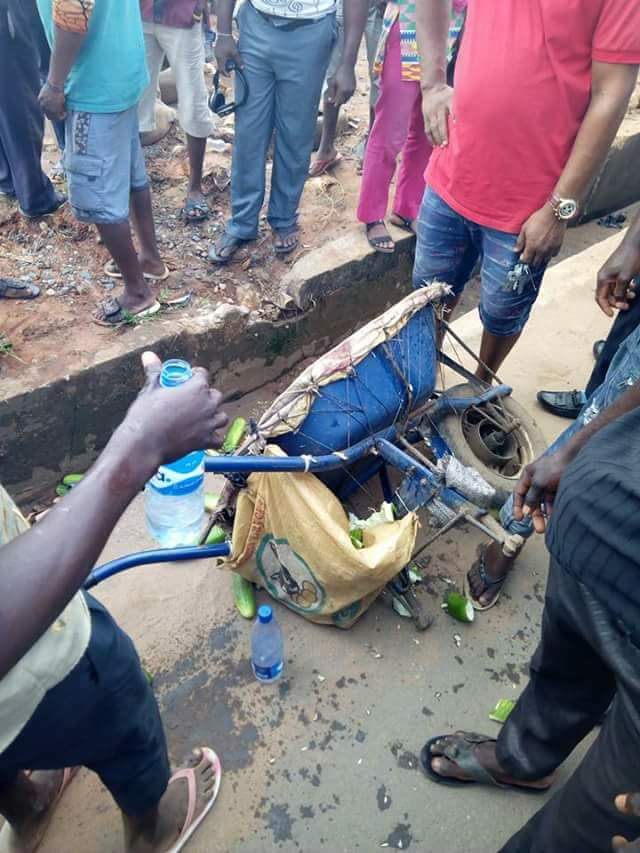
[413, 187, 547, 337]
[226, 2, 336, 240]
[501, 320, 640, 537]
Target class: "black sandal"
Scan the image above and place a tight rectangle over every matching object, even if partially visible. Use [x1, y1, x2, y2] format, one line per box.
[421, 732, 551, 793]
[389, 213, 416, 234]
[208, 231, 249, 265]
[463, 546, 508, 611]
[273, 228, 299, 257]
[366, 221, 395, 254]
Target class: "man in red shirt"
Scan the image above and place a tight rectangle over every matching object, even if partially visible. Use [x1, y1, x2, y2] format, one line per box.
[414, 0, 640, 381]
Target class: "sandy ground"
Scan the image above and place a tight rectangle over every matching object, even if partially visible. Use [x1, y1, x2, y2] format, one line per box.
[17, 230, 626, 853]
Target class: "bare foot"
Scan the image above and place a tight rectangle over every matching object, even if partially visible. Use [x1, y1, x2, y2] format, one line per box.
[467, 541, 515, 608]
[125, 749, 220, 853]
[1, 769, 74, 853]
[118, 284, 156, 315]
[430, 737, 553, 790]
[138, 256, 168, 279]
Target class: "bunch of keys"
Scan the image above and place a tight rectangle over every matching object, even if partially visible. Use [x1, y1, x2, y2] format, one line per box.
[505, 263, 536, 296]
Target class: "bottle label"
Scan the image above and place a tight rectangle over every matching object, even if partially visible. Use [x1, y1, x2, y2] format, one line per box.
[149, 451, 204, 496]
[253, 661, 283, 681]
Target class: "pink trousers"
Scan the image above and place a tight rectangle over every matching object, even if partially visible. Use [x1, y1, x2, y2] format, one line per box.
[357, 20, 432, 224]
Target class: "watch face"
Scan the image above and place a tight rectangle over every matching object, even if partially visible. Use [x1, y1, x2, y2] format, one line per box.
[558, 200, 577, 220]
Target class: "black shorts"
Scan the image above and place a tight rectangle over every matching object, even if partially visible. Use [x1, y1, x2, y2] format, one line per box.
[0, 594, 170, 816]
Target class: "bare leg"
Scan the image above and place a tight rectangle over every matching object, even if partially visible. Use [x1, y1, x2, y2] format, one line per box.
[314, 94, 339, 162]
[476, 329, 521, 383]
[123, 750, 218, 853]
[186, 133, 207, 206]
[0, 770, 65, 852]
[97, 222, 155, 313]
[129, 187, 165, 277]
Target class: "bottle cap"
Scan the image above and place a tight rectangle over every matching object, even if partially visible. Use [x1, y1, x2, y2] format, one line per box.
[258, 605, 273, 624]
[160, 359, 192, 388]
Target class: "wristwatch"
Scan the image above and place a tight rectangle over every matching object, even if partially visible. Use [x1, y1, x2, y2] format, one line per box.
[548, 192, 579, 222]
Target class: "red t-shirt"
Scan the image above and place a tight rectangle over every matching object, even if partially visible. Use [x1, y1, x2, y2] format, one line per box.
[427, 0, 640, 234]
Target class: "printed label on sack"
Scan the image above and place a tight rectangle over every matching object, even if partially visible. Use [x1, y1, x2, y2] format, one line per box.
[252, 661, 283, 681]
[149, 451, 204, 496]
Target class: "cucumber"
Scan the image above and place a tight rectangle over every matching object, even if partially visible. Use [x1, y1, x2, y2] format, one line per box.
[62, 473, 84, 487]
[222, 417, 247, 454]
[350, 528, 364, 549]
[444, 591, 475, 624]
[205, 525, 227, 545]
[55, 484, 70, 497]
[232, 573, 256, 620]
[205, 492, 221, 513]
[489, 698, 516, 724]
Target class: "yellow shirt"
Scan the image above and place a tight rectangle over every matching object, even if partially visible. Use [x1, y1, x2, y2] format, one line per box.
[0, 484, 91, 753]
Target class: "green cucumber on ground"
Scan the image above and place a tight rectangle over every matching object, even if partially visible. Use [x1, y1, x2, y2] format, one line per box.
[205, 525, 227, 545]
[444, 591, 475, 623]
[55, 484, 70, 498]
[489, 699, 516, 724]
[232, 573, 257, 619]
[62, 473, 84, 487]
[222, 417, 247, 454]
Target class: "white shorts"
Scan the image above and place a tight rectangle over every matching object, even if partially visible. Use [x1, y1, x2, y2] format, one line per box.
[139, 20, 215, 139]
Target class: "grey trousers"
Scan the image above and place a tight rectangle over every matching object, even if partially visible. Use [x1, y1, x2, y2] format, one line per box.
[226, 2, 336, 240]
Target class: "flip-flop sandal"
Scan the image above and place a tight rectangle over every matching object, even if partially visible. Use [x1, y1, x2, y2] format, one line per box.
[366, 221, 395, 254]
[308, 152, 343, 178]
[183, 199, 210, 223]
[103, 260, 170, 282]
[0, 278, 40, 300]
[166, 748, 222, 853]
[463, 547, 508, 611]
[273, 230, 299, 256]
[390, 213, 416, 234]
[93, 297, 161, 327]
[208, 232, 249, 265]
[0, 766, 79, 853]
[420, 732, 550, 793]
[158, 291, 191, 307]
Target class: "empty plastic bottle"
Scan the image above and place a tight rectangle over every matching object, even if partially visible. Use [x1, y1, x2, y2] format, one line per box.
[145, 359, 205, 547]
[251, 605, 284, 682]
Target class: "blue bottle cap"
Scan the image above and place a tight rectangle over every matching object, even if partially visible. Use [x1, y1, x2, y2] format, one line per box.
[258, 605, 273, 624]
[160, 359, 192, 388]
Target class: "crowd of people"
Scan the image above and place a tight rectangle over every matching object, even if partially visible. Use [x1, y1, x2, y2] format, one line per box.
[2, 0, 640, 851]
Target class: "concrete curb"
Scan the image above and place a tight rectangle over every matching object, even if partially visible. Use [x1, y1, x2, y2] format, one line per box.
[1, 228, 415, 503]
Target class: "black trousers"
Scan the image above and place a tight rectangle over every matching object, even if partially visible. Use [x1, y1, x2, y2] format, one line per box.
[0, 0, 57, 215]
[496, 560, 640, 852]
[586, 292, 640, 396]
[0, 596, 170, 817]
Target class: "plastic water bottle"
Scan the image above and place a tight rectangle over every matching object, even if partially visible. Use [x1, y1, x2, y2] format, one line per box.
[145, 359, 205, 547]
[251, 605, 284, 683]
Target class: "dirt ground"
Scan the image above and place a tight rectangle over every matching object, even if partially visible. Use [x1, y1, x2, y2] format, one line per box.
[0, 52, 374, 377]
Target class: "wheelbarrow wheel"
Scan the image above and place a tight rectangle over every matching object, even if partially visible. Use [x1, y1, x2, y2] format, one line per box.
[436, 382, 547, 508]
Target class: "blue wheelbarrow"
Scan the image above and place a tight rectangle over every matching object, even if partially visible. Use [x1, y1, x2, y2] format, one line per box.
[86, 286, 546, 628]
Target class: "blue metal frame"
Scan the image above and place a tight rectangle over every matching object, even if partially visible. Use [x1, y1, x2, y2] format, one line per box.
[87, 382, 513, 588]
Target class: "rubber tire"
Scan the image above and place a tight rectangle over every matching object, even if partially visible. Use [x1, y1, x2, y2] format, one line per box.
[435, 382, 547, 508]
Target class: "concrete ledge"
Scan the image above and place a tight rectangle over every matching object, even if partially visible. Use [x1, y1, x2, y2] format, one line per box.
[1, 228, 416, 503]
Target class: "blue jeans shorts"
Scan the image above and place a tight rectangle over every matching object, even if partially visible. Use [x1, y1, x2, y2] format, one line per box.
[64, 106, 149, 225]
[413, 187, 547, 337]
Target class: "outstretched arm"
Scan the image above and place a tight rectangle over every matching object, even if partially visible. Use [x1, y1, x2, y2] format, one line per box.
[0, 353, 228, 680]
